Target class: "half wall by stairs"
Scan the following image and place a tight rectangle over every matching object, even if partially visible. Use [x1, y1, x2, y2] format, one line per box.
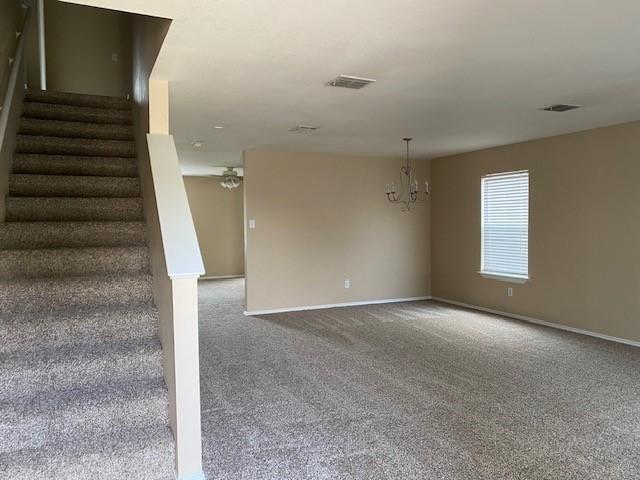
[0, 89, 176, 479]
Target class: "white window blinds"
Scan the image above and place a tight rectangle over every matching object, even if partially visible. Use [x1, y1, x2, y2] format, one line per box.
[481, 170, 529, 279]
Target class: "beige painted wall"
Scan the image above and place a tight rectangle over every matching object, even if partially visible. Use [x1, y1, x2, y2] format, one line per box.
[431, 121, 640, 342]
[184, 176, 245, 278]
[244, 149, 430, 312]
[45, 0, 132, 97]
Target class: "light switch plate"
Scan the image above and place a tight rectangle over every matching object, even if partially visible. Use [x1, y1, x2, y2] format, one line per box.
[248, 219, 256, 229]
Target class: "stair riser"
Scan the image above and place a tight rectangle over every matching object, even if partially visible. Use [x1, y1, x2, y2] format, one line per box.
[20, 119, 133, 141]
[13, 154, 138, 177]
[9, 174, 140, 198]
[25, 90, 131, 110]
[1, 395, 169, 454]
[0, 247, 149, 279]
[22, 102, 132, 125]
[5, 198, 144, 222]
[16, 135, 135, 157]
[0, 222, 146, 250]
[0, 275, 153, 314]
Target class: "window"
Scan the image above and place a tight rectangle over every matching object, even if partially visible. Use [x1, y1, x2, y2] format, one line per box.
[481, 170, 529, 281]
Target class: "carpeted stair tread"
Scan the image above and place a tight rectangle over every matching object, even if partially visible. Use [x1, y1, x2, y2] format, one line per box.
[0, 338, 162, 397]
[7, 375, 165, 415]
[13, 153, 137, 177]
[16, 134, 135, 157]
[0, 273, 153, 314]
[1, 424, 175, 480]
[20, 118, 133, 141]
[0, 336, 163, 395]
[0, 246, 149, 279]
[5, 196, 143, 221]
[0, 307, 171, 477]
[0, 221, 146, 249]
[9, 174, 140, 197]
[2, 387, 171, 455]
[25, 89, 131, 110]
[2, 396, 170, 460]
[1, 89, 174, 478]
[22, 101, 132, 125]
[0, 305, 158, 354]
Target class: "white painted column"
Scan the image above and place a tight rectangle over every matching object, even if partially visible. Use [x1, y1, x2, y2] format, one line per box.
[147, 78, 205, 479]
[171, 277, 204, 479]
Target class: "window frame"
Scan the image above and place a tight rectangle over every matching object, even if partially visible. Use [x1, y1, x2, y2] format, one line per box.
[479, 170, 530, 284]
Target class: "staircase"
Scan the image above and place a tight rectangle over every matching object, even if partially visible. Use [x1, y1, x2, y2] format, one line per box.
[0, 90, 175, 479]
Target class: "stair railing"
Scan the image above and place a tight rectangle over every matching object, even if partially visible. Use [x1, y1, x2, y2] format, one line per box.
[36, 0, 46, 90]
[0, 5, 33, 222]
[0, 5, 31, 140]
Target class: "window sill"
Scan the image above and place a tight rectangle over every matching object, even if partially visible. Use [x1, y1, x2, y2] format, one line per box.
[478, 271, 529, 284]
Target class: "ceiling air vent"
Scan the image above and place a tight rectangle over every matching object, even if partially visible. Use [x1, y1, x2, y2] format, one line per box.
[327, 75, 376, 89]
[289, 124, 318, 134]
[542, 104, 581, 112]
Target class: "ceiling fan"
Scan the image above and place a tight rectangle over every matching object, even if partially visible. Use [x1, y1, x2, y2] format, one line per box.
[209, 167, 243, 189]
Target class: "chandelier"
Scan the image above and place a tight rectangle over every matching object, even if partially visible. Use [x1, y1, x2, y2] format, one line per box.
[220, 167, 242, 189]
[386, 138, 429, 211]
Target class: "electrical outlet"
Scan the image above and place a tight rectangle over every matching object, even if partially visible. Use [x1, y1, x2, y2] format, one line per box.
[344, 279, 350, 289]
[507, 287, 513, 297]
[111, 52, 119, 62]
[248, 219, 256, 229]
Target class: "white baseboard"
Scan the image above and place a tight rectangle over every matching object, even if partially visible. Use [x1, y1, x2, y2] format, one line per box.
[431, 296, 640, 348]
[244, 294, 639, 348]
[200, 275, 244, 280]
[244, 296, 431, 316]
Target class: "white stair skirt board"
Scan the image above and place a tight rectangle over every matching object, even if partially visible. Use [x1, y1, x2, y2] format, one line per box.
[244, 296, 431, 316]
[200, 275, 244, 280]
[431, 297, 640, 348]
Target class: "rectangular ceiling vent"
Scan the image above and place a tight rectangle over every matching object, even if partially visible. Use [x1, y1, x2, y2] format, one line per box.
[328, 75, 376, 89]
[289, 124, 318, 133]
[542, 104, 581, 112]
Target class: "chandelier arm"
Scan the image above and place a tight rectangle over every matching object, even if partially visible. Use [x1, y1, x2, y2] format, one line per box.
[398, 167, 404, 199]
[398, 174, 406, 200]
[387, 171, 406, 202]
[387, 190, 402, 203]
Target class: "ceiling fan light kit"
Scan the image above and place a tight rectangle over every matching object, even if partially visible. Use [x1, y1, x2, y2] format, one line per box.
[220, 167, 242, 189]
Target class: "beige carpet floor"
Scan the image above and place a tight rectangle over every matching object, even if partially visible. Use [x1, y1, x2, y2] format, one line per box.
[198, 278, 639, 480]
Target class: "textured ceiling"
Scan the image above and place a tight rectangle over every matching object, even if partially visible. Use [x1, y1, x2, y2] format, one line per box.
[64, 0, 640, 175]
